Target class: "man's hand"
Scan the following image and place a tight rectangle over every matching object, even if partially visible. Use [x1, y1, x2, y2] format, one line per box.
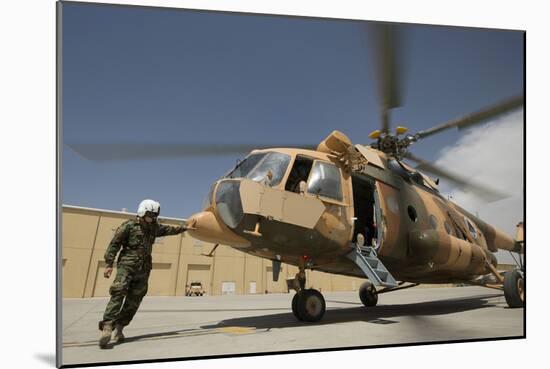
[185, 219, 197, 231]
[104, 266, 113, 278]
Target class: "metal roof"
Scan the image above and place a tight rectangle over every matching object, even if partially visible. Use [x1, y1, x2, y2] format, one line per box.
[62, 204, 188, 222]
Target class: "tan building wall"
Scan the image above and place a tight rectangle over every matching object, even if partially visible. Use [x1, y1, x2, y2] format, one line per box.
[61, 205, 517, 298]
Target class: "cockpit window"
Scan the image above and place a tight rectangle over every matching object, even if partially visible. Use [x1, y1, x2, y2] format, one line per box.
[225, 152, 291, 187]
[247, 152, 291, 186]
[307, 161, 343, 201]
[285, 155, 314, 193]
[464, 217, 478, 240]
[225, 153, 267, 179]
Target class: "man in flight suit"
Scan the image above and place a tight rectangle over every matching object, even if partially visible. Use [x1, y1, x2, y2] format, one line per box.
[98, 199, 193, 348]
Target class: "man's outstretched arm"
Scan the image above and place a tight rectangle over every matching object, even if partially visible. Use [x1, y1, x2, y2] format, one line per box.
[156, 223, 186, 237]
[156, 219, 196, 237]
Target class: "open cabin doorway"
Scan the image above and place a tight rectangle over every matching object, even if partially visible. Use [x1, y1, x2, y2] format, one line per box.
[351, 174, 379, 248]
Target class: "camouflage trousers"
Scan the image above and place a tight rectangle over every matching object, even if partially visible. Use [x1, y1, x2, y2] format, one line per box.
[99, 264, 150, 330]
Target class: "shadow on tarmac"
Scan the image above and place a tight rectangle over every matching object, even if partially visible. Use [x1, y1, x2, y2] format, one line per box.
[140, 308, 291, 313]
[201, 293, 503, 330]
[78, 292, 505, 349]
[96, 328, 222, 349]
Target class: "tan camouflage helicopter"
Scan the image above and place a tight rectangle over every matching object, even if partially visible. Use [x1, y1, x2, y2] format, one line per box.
[69, 25, 524, 322]
[183, 25, 525, 322]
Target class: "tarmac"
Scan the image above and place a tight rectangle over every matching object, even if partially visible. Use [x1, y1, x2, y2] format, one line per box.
[61, 286, 524, 366]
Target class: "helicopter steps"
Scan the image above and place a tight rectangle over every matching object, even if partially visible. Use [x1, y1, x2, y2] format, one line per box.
[347, 245, 398, 288]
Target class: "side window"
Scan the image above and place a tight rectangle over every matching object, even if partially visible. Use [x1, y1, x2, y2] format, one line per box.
[285, 155, 314, 193]
[464, 217, 478, 240]
[307, 161, 343, 201]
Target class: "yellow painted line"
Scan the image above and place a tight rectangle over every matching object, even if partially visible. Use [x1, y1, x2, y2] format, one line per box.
[218, 326, 256, 335]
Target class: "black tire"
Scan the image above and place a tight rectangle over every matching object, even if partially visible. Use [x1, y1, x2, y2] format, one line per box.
[503, 269, 524, 308]
[296, 289, 326, 322]
[291, 292, 303, 321]
[359, 281, 378, 307]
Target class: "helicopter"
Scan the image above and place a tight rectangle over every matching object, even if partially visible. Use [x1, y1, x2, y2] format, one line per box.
[68, 24, 524, 322]
[182, 25, 524, 322]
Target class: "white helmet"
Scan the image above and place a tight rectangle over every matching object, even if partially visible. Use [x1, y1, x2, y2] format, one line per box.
[137, 199, 161, 217]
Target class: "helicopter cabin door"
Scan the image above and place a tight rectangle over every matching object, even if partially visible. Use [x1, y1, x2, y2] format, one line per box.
[373, 181, 401, 257]
[351, 174, 377, 247]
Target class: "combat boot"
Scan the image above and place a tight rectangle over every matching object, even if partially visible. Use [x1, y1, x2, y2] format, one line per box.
[113, 324, 125, 343]
[98, 321, 113, 348]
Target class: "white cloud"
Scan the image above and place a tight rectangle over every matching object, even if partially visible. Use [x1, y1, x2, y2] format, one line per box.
[433, 110, 524, 263]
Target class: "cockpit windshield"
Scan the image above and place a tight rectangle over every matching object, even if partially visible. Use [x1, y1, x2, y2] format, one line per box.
[226, 153, 267, 179]
[225, 152, 291, 186]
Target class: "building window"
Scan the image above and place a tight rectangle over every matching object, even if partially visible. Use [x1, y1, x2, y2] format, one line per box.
[221, 281, 236, 295]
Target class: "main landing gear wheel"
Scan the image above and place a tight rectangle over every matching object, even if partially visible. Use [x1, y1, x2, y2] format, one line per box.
[359, 281, 378, 307]
[503, 269, 524, 308]
[291, 292, 303, 321]
[292, 289, 326, 322]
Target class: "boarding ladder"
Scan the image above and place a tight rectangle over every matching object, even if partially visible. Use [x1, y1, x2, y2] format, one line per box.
[346, 244, 398, 288]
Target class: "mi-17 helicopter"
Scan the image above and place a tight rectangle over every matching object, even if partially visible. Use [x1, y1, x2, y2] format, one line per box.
[182, 25, 524, 322]
[185, 120, 524, 322]
[69, 24, 524, 322]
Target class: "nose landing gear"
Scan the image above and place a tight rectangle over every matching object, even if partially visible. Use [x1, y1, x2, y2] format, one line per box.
[292, 289, 326, 322]
[290, 269, 326, 322]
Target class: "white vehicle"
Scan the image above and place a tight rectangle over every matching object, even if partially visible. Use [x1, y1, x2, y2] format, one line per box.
[185, 282, 205, 296]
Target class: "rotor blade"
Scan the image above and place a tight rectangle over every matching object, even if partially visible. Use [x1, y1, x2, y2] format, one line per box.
[404, 152, 508, 203]
[66, 142, 317, 161]
[415, 95, 523, 140]
[370, 23, 403, 132]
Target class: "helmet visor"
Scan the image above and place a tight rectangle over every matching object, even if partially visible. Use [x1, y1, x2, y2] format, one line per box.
[144, 211, 159, 219]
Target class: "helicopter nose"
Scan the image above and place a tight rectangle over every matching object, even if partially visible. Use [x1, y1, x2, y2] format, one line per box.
[187, 210, 250, 248]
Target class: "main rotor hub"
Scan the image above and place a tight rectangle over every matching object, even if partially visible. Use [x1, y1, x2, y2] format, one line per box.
[371, 131, 417, 160]
[379, 135, 398, 155]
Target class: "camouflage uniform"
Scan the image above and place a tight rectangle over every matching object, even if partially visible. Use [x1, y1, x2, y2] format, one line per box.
[99, 218, 186, 330]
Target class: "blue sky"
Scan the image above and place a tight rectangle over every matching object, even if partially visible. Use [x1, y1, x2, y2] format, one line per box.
[62, 2, 524, 224]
